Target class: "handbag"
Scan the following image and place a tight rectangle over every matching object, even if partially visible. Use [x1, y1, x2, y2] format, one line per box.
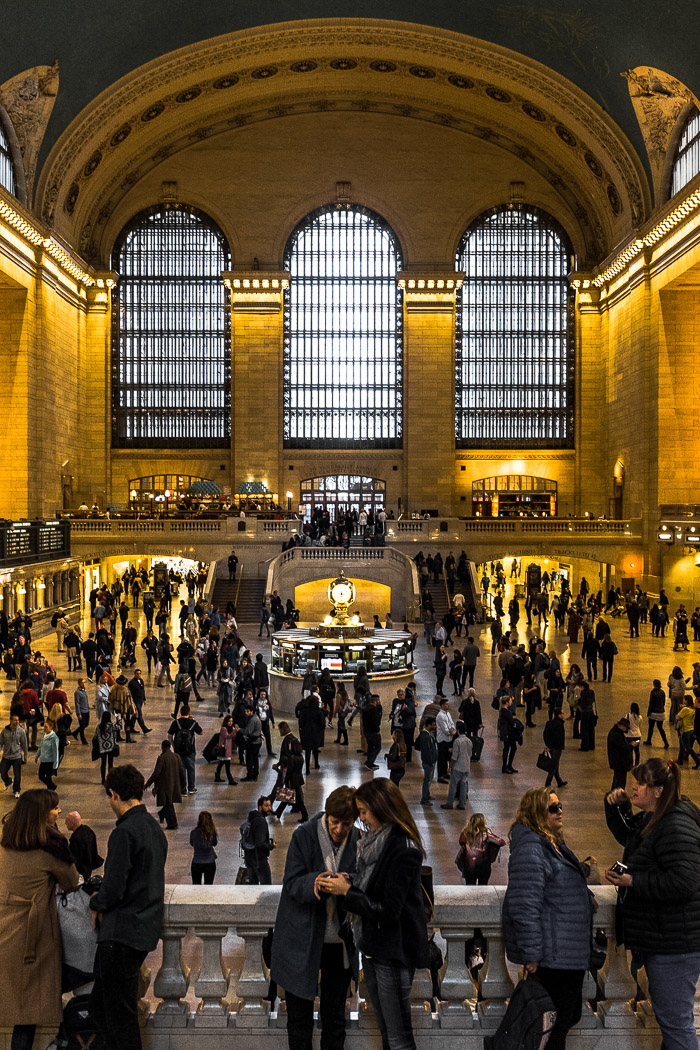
[112, 743, 120, 758]
[275, 786, 296, 805]
[536, 750, 555, 774]
[235, 864, 251, 885]
[57, 887, 98, 977]
[91, 734, 100, 762]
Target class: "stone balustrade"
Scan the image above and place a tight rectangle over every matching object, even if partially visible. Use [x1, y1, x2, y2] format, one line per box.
[116, 885, 663, 1050]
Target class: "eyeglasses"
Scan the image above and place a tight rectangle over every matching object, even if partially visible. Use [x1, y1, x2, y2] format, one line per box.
[548, 802, 563, 814]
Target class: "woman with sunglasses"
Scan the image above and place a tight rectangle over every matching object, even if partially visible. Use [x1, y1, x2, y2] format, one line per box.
[605, 758, 700, 1050]
[502, 787, 594, 1050]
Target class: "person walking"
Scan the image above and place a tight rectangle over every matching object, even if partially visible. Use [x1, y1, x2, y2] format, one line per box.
[90, 765, 167, 1050]
[323, 779, 429, 1050]
[418, 717, 438, 805]
[0, 790, 79, 1050]
[675, 696, 700, 768]
[35, 720, 59, 789]
[189, 811, 218, 884]
[441, 720, 472, 809]
[434, 644, 447, 697]
[600, 632, 618, 683]
[71, 678, 90, 744]
[456, 813, 505, 885]
[542, 707, 568, 788]
[461, 637, 480, 691]
[503, 787, 594, 1050]
[0, 713, 27, 797]
[361, 694, 383, 771]
[386, 728, 407, 787]
[127, 669, 152, 735]
[94, 712, 118, 784]
[145, 739, 185, 830]
[270, 786, 359, 1050]
[168, 705, 203, 795]
[645, 679, 669, 747]
[275, 738, 309, 823]
[605, 759, 700, 1050]
[498, 695, 520, 774]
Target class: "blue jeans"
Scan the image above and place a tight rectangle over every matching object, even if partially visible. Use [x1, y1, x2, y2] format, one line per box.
[421, 763, 434, 802]
[446, 768, 468, 806]
[182, 753, 196, 792]
[643, 951, 700, 1050]
[362, 957, 416, 1050]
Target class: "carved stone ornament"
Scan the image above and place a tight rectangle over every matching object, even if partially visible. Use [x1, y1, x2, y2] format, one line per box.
[621, 66, 698, 204]
[0, 62, 59, 207]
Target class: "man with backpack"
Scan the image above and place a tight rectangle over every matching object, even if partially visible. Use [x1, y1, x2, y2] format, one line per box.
[242, 795, 276, 884]
[168, 704, 202, 795]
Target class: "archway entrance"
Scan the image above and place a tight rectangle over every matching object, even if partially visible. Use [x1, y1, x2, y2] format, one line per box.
[300, 475, 386, 520]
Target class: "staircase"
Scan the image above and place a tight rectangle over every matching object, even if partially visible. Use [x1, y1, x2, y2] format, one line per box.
[424, 579, 451, 620]
[212, 575, 266, 623]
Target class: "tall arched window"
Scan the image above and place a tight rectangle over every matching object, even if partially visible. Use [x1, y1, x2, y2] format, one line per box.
[0, 120, 15, 196]
[283, 205, 402, 448]
[111, 205, 231, 447]
[671, 108, 700, 198]
[455, 206, 574, 448]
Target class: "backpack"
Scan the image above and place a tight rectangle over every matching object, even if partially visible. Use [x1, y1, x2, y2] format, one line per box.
[51, 612, 60, 628]
[239, 818, 255, 852]
[483, 977, 556, 1050]
[540, 653, 551, 669]
[63, 994, 106, 1050]
[173, 719, 195, 756]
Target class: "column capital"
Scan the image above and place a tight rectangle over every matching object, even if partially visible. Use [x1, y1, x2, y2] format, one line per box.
[86, 271, 118, 309]
[397, 271, 464, 294]
[222, 270, 290, 312]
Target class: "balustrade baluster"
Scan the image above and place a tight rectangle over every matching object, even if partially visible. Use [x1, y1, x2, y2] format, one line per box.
[437, 926, 476, 1029]
[579, 967, 600, 1028]
[476, 927, 514, 1028]
[234, 922, 272, 1028]
[193, 925, 230, 1026]
[597, 945, 639, 1028]
[153, 924, 190, 1025]
[635, 961, 658, 1028]
[409, 965, 435, 1031]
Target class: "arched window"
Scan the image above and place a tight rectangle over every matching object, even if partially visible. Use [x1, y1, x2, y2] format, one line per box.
[283, 205, 403, 448]
[0, 120, 15, 196]
[455, 206, 574, 448]
[671, 108, 700, 198]
[111, 206, 231, 447]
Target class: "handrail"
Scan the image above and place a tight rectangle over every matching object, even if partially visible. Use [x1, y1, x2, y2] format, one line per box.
[234, 564, 243, 611]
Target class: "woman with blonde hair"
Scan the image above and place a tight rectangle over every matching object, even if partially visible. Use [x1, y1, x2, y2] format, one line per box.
[502, 787, 594, 1050]
[0, 790, 79, 1050]
[324, 778, 429, 1050]
[456, 813, 505, 885]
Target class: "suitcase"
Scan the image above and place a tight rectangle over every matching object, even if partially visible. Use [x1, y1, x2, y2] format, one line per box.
[202, 733, 223, 763]
[470, 729, 485, 762]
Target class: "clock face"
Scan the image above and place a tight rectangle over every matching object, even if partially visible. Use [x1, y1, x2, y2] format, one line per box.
[332, 582, 353, 605]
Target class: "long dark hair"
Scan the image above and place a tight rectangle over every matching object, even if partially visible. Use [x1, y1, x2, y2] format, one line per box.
[353, 778, 424, 856]
[633, 758, 682, 837]
[196, 811, 216, 843]
[1, 789, 58, 851]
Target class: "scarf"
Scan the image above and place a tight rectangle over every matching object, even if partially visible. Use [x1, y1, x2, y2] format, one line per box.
[317, 816, 351, 959]
[349, 823, 392, 945]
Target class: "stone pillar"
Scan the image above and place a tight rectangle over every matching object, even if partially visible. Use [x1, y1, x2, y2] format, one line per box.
[83, 275, 116, 509]
[224, 271, 288, 502]
[399, 272, 463, 517]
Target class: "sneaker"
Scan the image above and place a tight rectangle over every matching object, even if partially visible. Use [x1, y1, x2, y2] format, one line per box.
[2, 784, 10, 792]
[189, 787, 198, 794]
[14, 792, 20, 798]
[420, 799, 433, 805]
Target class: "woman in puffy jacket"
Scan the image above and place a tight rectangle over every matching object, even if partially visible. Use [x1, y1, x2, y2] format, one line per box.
[605, 758, 700, 1050]
[502, 786, 594, 1050]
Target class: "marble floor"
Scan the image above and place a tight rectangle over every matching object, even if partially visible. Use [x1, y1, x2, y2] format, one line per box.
[3, 578, 697, 887]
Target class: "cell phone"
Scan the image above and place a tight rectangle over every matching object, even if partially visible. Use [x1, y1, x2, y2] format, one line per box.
[609, 860, 628, 875]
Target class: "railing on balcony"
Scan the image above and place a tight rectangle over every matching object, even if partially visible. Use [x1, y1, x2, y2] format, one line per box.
[282, 547, 387, 562]
[104, 885, 658, 1048]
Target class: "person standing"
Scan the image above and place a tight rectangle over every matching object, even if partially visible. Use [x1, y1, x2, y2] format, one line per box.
[418, 717, 438, 805]
[0, 790, 79, 1050]
[362, 694, 383, 771]
[189, 811, 218, 884]
[386, 728, 407, 787]
[90, 765, 167, 1050]
[244, 796, 276, 885]
[605, 760, 700, 1050]
[256, 688, 276, 757]
[581, 633, 599, 681]
[434, 644, 448, 697]
[456, 814, 505, 885]
[127, 669, 152, 735]
[145, 740, 185, 830]
[675, 696, 700, 768]
[578, 681, 597, 752]
[542, 708, 568, 788]
[435, 697, 456, 783]
[600, 632, 618, 683]
[241, 702, 263, 782]
[498, 696, 520, 775]
[228, 550, 238, 582]
[323, 779, 429, 1050]
[270, 786, 360, 1050]
[71, 678, 90, 744]
[65, 811, 103, 882]
[94, 712, 117, 784]
[168, 705, 202, 795]
[607, 717, 635, 790]
[296, 691, 325, 774]
[214, 715, 238, 785]
[503, 787, 594, 1050]
[645, 679, 669, 747]
[441, 720, 472, 810]
[0, 714, 27, 797]
[461, 637, 480, 691]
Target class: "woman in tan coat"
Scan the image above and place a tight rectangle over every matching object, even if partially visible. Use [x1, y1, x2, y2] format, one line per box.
[0, 789, 79, 1050]
[109, 675, 135, 743]
[145, 739, 184, 829]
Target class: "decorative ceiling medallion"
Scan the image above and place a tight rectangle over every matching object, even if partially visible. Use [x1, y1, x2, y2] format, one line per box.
[110, 124, 132, 147]
[584, 151, 603, 178]
[65, 182, 79, 214]
[212, 75, 239, 89]
[291, 61, 317, 73]
[141, 103, 165, 122]
[448, 74, 475, 89]
[606, 182, 622, 214]
[485, 87, 511, 103]
[251, 66, 278, 79]
[555, 124, 577, 147]
[176, 88, 201, 103]
[522, 103, 546, 121]
[369, 61, 397, 73]
[83, 151, 102, 177]
[329, 59, 356, 70]
[409, 66, 436, 79]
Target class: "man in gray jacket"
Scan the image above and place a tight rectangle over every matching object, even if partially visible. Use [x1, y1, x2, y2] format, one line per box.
[0, 714, 27, 796]
[271, 786, 359, 1050]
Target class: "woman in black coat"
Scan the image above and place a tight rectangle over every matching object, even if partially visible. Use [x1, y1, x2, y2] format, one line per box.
[605, 758, 700, 1050]
[275, 739, 309, 822]
[295, 692, 325, 773]
[324, 778, 429, 1050]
